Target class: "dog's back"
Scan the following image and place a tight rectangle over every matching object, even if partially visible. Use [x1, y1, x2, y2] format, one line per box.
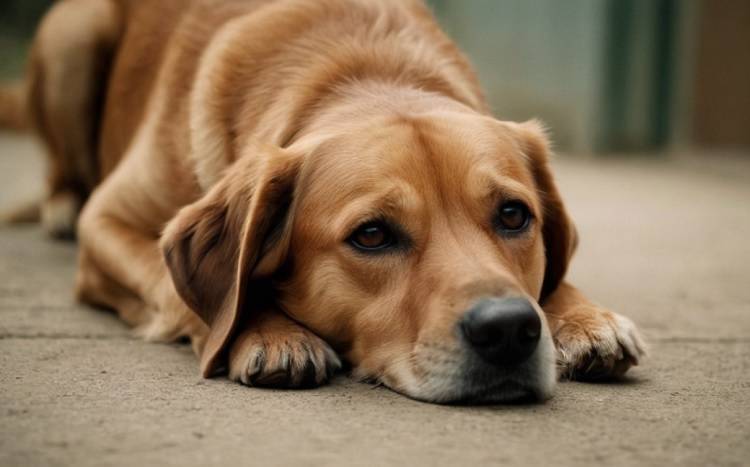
[1, 0, 485, 237]
[99, 0, 268, 175]
[101, 0, 487, 174]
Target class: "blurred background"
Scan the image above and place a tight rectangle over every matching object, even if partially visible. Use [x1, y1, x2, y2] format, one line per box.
[0, 0, 748, 155]
[430, 0, 750, 155]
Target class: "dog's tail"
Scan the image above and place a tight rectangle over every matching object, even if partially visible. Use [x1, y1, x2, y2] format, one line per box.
[0, 80, 29, 132]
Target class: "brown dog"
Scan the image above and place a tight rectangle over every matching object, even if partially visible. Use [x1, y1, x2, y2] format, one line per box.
[1, 0, 644, 403]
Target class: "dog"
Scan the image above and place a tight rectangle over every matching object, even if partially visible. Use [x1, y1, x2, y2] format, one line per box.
[0, 0, 645, 403]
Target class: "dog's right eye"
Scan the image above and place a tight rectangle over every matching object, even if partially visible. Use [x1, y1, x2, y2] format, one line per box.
[348, 222, 396, 252]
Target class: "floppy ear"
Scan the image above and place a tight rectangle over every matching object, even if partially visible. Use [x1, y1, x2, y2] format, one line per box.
[161, 146, 301, 377]
[515, 120, 578, 304]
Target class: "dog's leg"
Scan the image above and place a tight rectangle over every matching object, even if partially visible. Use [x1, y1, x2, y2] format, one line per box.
[75, 153, 209, 354]
[543, 282, 646, 380]
[76, 208, 209, 353]
[76, 217, 210, 354]
[228, 309, 341, 388]
[27, 0, 121, 238]
[75, 249, 150, 327]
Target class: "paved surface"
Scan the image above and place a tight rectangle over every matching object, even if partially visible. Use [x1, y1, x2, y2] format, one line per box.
[1, 132, 749, 467]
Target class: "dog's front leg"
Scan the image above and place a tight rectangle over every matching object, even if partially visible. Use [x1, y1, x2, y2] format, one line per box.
[75, 159, 208, 353]
[228, 309, 341, 388]
[542, 283, 646, 380]
[76, 208, 209, 352]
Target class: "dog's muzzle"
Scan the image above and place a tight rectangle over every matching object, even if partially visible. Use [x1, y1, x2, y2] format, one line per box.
[386, 296, 556, 404]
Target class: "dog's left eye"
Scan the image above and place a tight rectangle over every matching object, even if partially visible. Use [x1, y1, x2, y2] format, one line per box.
[348, 222, 396, 252]
[496, 201, 532, 234]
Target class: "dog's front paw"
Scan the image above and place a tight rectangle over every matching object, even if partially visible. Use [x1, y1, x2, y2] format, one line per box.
[228, 320, 341, 388]
[552, 307, 646, 381]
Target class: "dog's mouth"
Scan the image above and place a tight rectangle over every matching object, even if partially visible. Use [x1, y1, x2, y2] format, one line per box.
[456, 352, 557, 404]
[430, 363, 552, 405]
[450, 379, 543, 405]
[376, 337, 557, 405]
[385, 371, 548, 405]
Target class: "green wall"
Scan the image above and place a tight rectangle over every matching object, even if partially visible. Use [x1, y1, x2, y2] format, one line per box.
[429, 0, 691, 153]
[0, 0, 52, 77]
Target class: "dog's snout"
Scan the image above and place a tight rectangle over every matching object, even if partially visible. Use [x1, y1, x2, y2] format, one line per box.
[459, 297, 541, 366]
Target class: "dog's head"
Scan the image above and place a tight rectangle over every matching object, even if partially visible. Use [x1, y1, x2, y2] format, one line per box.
[162, 108, 576, 403]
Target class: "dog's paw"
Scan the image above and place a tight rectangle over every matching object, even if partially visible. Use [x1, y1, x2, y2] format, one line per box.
[553, 307, 646, 381]
[228, 322, 341, 388]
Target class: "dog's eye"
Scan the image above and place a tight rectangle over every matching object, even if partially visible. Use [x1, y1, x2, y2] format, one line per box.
[496, 201, 531, 233]
[348, 222, 395, 251]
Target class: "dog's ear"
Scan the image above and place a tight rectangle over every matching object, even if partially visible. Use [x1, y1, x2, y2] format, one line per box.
[161, 146, 301, 377]
[514, 120, 578, 303]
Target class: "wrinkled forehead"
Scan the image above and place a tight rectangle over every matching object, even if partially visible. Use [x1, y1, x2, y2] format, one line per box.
[297, 112, 538, 219]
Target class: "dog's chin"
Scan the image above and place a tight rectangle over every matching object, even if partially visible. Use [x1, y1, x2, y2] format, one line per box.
[400, 371, 555, 405]
[453, 382, 539, 405]
[380, 336, 557, 405]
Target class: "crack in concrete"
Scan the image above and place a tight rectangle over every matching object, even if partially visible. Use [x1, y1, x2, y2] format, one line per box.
[0, 333, 134, 341]
[0, 307, 89, 312]
[651, 337, 750, 344]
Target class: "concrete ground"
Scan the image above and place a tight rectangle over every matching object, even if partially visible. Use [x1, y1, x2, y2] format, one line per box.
[1, 132, 749, 467]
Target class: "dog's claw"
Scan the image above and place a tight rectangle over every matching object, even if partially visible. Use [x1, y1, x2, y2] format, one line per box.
[229, 326, 341, 389]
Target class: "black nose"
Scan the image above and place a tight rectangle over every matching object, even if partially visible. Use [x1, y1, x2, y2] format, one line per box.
[459, 297, 542, 366]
